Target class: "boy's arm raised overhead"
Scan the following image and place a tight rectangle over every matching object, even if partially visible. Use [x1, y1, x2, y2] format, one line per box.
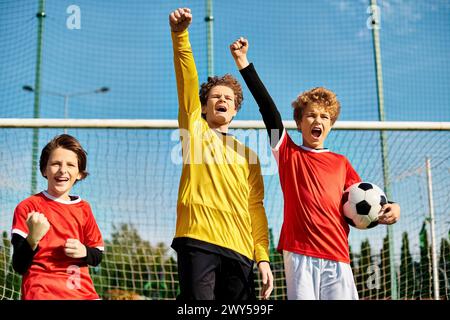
[230, 37, 284, 148]
[170, 8, 200, 130]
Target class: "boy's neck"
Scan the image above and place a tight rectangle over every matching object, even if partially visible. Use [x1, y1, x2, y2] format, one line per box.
[207, 121, 230, 134]
[44, 189, 71, 202]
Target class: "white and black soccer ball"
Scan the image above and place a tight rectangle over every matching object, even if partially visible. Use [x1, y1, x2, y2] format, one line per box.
[342, 182, 387, 229]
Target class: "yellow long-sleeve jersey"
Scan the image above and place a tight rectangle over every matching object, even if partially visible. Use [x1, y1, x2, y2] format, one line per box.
[171, 30, 269, 263]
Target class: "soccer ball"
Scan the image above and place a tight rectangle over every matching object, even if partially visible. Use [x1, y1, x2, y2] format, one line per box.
[342, 182, 387, 229]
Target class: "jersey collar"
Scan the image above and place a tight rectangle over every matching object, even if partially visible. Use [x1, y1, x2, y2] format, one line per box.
[300, 145, 330, 153]
[42, 190, 81, 204]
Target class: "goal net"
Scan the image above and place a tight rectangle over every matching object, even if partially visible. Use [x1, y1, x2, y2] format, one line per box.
[0, 120, 449, 300]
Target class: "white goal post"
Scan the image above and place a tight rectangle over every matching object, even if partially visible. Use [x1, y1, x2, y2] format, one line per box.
[1, 119, 449, 300]
[1, 118, 450, 130]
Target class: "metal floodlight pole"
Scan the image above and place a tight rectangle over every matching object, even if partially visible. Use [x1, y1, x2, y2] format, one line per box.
[205, 0, 214, 78]
[63, 95, 69, 133]
[31, 0, 46, 196]
[61, 87, 110, 133]
[370, 0, 398, 299]
[23, 86, 110, 134]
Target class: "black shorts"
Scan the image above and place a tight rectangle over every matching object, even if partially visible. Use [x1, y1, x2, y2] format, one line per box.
[176, 246, 256, 300]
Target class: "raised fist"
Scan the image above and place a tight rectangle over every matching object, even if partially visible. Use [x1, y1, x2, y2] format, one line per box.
[26, 211, 50, 249]
[169, 8, 192, 33]
[229, 37, 249, 59]
[230, 37, 250, 70]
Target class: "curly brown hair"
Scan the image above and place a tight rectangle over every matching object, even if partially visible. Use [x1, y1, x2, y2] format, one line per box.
[292, 87, 340, 125]
[40, 134, 89, 182]
[199, 74, 243, 111]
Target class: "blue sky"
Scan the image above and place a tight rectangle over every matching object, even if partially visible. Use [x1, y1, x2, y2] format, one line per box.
[1, 0, 449, 259]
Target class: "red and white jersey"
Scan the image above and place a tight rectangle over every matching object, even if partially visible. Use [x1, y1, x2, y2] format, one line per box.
[11, 191, 103, 300]
[273, 131, 361, 263]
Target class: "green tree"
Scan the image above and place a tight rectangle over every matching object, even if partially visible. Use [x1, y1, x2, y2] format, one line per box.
[268, 228, 285, 300]
[378, 233, 392, 299]
[399, 232, 416, 299]
[349, 244, 361, 296]
[93, 223, 178, 299]
[0, 231, 6, 291]
[418, 222, 432, 299]
[253, 228, 285, 300]
[0, 231, 21, 300]
[357, 239, 376, 299]
[438, 235, 449, 299]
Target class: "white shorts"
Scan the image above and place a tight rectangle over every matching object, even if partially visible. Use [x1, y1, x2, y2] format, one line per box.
[283, 250, 359, 300]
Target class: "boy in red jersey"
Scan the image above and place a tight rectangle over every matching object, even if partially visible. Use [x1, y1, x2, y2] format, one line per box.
[230, 38, 400, 300]
[11, 134, 103, 300]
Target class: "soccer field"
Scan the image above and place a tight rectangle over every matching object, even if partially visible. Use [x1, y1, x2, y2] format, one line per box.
[1, 0, 449, 300]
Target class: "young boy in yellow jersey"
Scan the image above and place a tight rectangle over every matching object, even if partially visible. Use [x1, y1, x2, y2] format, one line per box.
[169, 8, 273, 300]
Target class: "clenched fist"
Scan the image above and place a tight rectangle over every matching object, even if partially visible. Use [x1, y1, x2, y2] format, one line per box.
[26, 211, 50, 250]
[169, 8, 192, 33]
[64, 238, 87, 259]
[230, 37, 250, 70]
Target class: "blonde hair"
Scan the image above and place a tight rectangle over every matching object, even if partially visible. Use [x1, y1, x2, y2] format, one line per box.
[292, 87, 340, 125]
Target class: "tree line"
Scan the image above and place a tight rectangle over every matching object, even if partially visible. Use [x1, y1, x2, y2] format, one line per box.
[0, 223, 449, 300]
